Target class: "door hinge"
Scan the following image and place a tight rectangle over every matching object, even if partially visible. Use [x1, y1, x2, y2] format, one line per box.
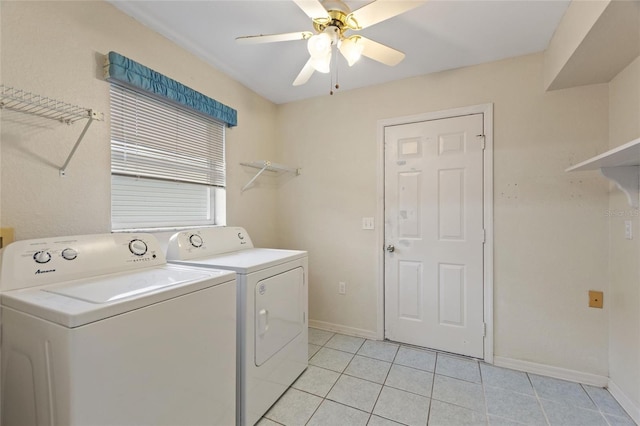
[483, 322, 487, 337]
[477, 134, 486, 150]
[482, 229, 486, 243]
[303, 311, 306, 324]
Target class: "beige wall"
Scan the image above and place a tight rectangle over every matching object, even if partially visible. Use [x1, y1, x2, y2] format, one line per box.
[608, 55, 640, 412]
[276, 53, 611, 376]
[0, 0, 625, 383]
[0, 1, 279, 245]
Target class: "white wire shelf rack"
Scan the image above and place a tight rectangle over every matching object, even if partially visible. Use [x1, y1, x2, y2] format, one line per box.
[0, 84, 103, 175]
[240, 160, 301, 192]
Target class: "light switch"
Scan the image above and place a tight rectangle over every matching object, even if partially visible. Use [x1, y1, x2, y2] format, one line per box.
[362, 217, 375, 230]
[625, 220, 633, 240]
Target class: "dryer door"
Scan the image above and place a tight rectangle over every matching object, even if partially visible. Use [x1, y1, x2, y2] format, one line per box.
[255, 267, 304, 366]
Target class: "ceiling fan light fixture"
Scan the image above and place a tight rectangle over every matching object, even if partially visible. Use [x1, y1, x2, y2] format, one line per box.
[339, 36, 363, 66]
[307, 32, 332, 58]
[310, 51, 331, 73]
[307, 26, 339, 73]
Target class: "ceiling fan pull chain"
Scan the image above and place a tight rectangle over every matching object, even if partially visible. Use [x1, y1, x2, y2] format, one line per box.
[330, 47, 339, 95]
[330, 48, 335, 95]
[335, 48, 340, 91]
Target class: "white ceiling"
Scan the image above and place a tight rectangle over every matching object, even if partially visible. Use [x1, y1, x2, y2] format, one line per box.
[109, 0, 571, 104]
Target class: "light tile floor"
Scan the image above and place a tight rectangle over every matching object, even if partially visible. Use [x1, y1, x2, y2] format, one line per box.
[259, 328, 637, 426]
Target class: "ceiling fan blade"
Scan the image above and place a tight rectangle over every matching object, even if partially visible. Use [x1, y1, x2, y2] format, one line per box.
[348, 0, 427, 30]
[359, 37, 405, 66]
[236, 31, 313, 44]
[292, 0, 330, 21]
[293, 58, 315, 86]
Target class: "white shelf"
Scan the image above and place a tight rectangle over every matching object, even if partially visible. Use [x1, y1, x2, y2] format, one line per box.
[566, 138, 640, 208]
[240, 160, 301, 192]
[0, 84, 103, 175]
[240, 161, 301, 175]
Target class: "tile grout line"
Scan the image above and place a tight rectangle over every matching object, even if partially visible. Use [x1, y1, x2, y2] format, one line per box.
[526, 372, 551, 426]
[581, 383, 615, 426]
[365, 345, 406, 425]
[425, 351, 439, 425]
[311, 331, 337, 425]
[304, 330, 337, 425]
[478, 357, 489, 426]
[342, 337, 386, 423]
[580, 382, 625, 425]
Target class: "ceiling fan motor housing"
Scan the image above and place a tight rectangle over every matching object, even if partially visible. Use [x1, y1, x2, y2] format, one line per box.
[313, 1, 354, 35]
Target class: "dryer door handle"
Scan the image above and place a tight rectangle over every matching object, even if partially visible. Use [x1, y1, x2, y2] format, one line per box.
[258, 309, 269, 336]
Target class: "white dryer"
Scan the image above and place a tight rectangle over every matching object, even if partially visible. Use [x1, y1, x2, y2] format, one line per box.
[166, 227, 308, 426]
[0, 233, 237, 426]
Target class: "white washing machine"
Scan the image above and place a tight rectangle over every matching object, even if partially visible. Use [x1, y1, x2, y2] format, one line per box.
[0, 233, 237, 426]
[166, 227, 308, 426]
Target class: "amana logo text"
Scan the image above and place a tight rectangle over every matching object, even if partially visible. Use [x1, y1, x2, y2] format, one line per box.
[35, 269, 56, 275]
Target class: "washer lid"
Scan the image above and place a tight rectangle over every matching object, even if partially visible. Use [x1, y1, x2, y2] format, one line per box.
[45, 268, 209, 303]
[1, 265, 235, 328]
[169, 248, 307, 274]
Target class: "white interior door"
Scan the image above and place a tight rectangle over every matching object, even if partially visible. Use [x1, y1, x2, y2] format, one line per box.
[384, 113, 485, 358]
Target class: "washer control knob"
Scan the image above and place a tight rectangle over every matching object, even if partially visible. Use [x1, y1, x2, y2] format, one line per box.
[129, 239, 148, 256]
[33, 251, 52, 264]
[61, 248, 78, 261]
[189, 234, 204, 248]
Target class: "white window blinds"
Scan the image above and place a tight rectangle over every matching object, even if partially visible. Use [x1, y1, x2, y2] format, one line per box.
[110, 83, 226, 230]
[110, 83, 225, 187]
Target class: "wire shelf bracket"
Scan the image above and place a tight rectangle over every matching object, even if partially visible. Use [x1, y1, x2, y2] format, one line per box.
[0, 84, 103, 176]
[240, 160, 301, 192]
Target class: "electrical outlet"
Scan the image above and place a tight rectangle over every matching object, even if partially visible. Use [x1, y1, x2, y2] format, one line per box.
[625, 220, 633, 240]
[362, 217, 375, 230]
[338, 281, 346, 295]
[589, 290, 603, 309]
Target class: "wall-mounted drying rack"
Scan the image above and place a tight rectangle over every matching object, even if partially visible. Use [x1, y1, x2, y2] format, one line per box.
[0, 84, 103, 176]
[240, 160, 301, 192]
[566, 137, 640, 208]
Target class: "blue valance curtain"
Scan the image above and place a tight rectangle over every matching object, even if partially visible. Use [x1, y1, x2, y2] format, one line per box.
[104, 51, 237, 127]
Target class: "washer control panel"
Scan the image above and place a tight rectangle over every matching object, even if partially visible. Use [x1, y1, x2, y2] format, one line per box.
[166, 227, 254, 261]
[0, 233, 166, 291]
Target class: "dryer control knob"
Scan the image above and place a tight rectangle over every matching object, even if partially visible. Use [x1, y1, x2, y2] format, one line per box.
[33, 250, 52, 264]
[189, 234, 204, 248]
[129, 239, 148, 256]
[61, 248, 78, 260]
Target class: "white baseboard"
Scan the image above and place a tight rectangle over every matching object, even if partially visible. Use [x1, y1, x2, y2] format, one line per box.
[493, 356, 609, 387]
[608, 379, 640, 424]
[308, 319, 380, 340]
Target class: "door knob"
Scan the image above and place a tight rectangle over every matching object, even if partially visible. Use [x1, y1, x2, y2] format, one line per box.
[386, 244, 395, 253]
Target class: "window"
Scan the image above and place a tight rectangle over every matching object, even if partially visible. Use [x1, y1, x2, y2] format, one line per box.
[110, 84, 226, 230]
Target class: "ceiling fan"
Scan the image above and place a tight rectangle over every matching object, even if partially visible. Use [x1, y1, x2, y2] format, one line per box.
[236, 0, 427, 87]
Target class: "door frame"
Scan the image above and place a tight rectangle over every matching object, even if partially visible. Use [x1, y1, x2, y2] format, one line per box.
[375, 103, 494, 363]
